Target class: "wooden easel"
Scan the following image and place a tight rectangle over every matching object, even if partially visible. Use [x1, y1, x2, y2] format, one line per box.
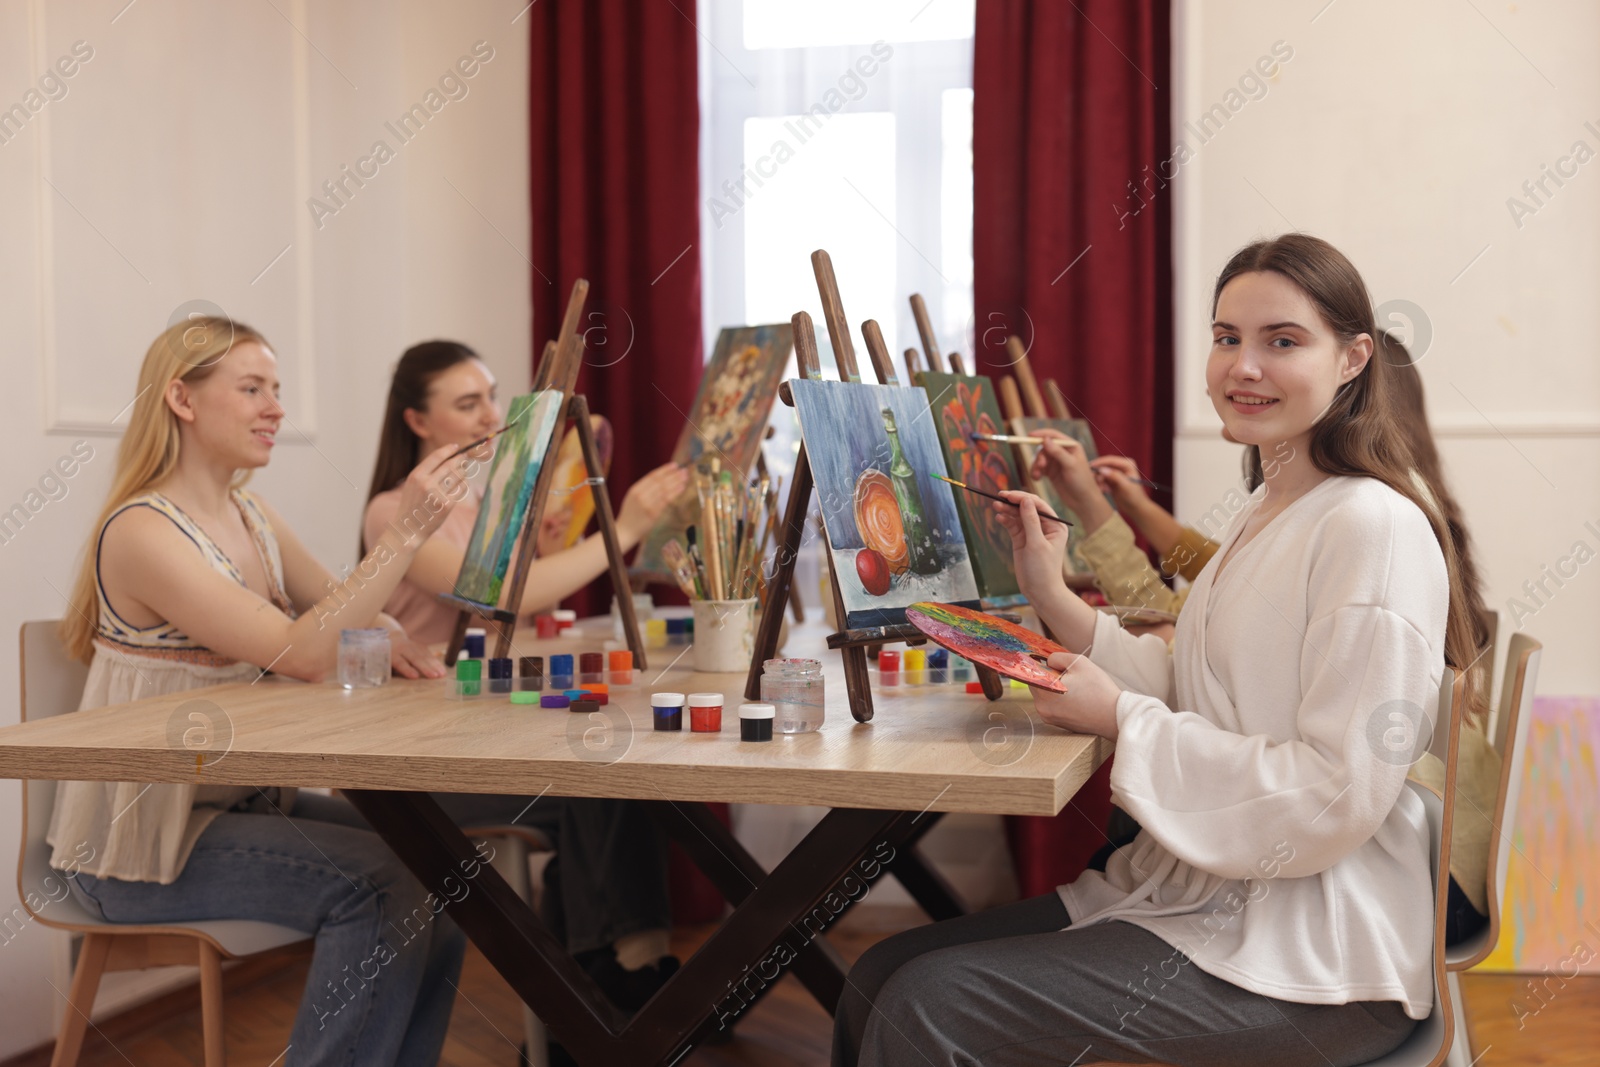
[745, 251, 1004, 723]
[440, 280, 646, 670]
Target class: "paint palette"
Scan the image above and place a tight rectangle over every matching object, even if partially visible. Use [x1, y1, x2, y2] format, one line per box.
[904, 602, 1069, 692]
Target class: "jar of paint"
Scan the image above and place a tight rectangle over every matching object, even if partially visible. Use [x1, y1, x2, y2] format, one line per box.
[645, 619, 668, 649]
[608, 649, 634, 687]
[904, 648, 927, 686]
[517, 656, 544, 692]
[463, 628, 486, 659]
[487, 657, 514, 694]
[739, 703, 775, 742]
[535, 614, 560, 639]
[927, 648, 949, 685]
[949, 655, 972, 684]
[549, 653, 574, 690]
[611, 592, 655, 642]
[760, 658, 825, 734]
[552, 609, 577, 633]
[688, 692, 723, 733]
[452, 655, 482, 698]
[651, 691, 684, 731]
[579, 651, 605, 685]
[877, 650, 901, 688]
[666, 618, 690, 646]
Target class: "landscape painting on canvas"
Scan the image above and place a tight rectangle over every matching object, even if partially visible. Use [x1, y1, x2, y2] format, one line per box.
[919, 371, 1022, 602]
[453, 390, 565, 607]
[790, 378, 980, 629]
[635, 324, 793, 581]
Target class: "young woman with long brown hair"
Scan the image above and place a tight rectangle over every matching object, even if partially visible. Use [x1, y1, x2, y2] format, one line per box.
[53, 318, 470, 1067]
[834, 235, 1478, 1067]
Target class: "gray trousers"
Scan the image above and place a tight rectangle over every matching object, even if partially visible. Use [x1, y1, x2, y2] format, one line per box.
[833, 894, 1416, 1067]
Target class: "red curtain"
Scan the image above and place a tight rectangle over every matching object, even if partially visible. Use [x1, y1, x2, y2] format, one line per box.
[529, 1, 722, 924]
[974, 0, 1173, 896]
[528, 0, 704, 620]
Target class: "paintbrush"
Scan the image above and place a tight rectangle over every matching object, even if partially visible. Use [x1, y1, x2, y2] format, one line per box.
[933, 473, 1075, 527]
[443, 414, 527, 462]
[660, 539, 701, 599]
[1087, 460, 1172, 493]
[969, 431, 1046, 446]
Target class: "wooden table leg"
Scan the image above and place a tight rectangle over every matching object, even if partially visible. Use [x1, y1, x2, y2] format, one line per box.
[345, 790, 917, 1065]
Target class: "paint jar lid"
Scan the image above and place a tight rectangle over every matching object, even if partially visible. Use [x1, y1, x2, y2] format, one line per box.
[877, 650, 900, 668]
[739, 702, 775, 720]
[666, 618, 690, 633]
[541, 694, 571, 708]
[928, 649, 949, 666]
[609, 650, 633, 670]
[582, 682, 609, 694]
[688, 692, 723, 707]
[651, 691, 686, 707]
[466, 627, 487, 637]
[570, 699, 599, 714]
[564, 689, 587, 700]
[510, 691, 539, 705]
[455, 659, 482, 680]
[581, 690, 609, 705]
[552, 610, 577, 622]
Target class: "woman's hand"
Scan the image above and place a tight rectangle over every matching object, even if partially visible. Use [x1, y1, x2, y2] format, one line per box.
[1030, 430, 1115, 532]
[1090, 455, 1151, 514]
[392, 445, 470, 548]
[992, 489, 1068, 603]
[389, 633, 446, 679]
[1030, 651, 1123, 740]
[616, 463, 690, 547]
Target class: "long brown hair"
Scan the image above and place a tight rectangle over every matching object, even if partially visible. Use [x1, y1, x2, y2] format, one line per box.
[63, 317, 270, 662]
[1217, 234, 1489, 725]
[362, 340, 480, 554]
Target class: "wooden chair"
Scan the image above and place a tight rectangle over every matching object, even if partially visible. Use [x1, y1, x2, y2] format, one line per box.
[1442, 633, 1542, 1067]
[18, 621, 309, 1067]
[460, 823, 554, 1067]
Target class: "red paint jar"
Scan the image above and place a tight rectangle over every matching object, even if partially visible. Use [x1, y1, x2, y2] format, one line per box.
[688, 692, 723, 733]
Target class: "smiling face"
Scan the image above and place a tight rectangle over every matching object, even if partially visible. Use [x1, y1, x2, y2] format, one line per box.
[402, 358, 500, 453]
[1206, 270, 1372, 452]
[168, 340, 284, 469]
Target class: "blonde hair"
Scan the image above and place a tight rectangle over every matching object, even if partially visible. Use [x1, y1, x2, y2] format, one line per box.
[62, 317, 270, 662]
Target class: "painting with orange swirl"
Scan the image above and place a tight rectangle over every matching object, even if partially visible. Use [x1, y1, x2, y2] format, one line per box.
[919, 372, 1023, 601]
[790, 378, 980, 629]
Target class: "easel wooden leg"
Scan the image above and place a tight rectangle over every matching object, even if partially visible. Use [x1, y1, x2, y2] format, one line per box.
[841, 646, 876, 723]
[443, 611, 470, 669]
[746, 445, 814, 702]
[567, 394, 646, 670]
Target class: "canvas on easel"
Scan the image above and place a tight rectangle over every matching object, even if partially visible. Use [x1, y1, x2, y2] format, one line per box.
[745, 250, 1003, 723]
[453, 391, 566, 607]
[917, 371, 1024, 603]
[634, 323, 794, 584]
[790, 378, 980, 629]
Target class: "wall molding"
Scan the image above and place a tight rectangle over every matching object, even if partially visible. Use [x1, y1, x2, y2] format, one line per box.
[33, 0, 318, 440]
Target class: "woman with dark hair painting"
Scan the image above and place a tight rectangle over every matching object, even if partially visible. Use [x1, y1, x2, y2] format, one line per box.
[361, 343, 688, 1054]
[361, 340, 686, 643]
[834, 235, 1486, 1067]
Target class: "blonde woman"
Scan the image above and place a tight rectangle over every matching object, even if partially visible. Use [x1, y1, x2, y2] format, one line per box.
[53, 318, 468, 1067]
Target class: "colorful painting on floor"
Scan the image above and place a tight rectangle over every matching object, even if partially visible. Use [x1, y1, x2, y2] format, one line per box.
[1476, 695, 1600, 974]
[1012, 415, 1102, 575]
[636, 324, 793, 582]
[790, 378, 980, 629]
[919, 372, 1023, 603]
[453, 390, 565, 607]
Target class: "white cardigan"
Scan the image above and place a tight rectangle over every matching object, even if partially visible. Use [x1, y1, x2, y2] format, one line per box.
[1061, 475, 1448, 1020]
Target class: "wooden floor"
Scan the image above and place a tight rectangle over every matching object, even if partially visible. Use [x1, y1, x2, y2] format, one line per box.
[25, 918, 1600, 1067]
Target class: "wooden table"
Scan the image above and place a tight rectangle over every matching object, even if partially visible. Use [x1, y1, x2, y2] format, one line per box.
[0, 619, 1110, 1065]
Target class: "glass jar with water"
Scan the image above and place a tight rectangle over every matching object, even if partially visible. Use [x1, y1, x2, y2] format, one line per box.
[760, 658, 825, 733]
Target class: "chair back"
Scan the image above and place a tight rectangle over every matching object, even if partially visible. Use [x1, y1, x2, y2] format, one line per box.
[1448, 633, 1541, 970]
[16, 620, 105, 929]
[1360, 667, 1462, 1067]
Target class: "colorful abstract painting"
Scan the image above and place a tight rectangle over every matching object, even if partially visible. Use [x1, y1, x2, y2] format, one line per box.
[919, 372, 1023, 602]
[906, 602, 1066, 691]
[636, 324, 793, 581]
[790, 379, 980, 629]
[1476, 695, 1600, 974]
[1012, 415, 1102, 575]
[453, 390, 565, 608]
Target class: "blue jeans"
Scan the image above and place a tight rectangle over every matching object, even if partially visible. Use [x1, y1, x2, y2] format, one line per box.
[69, 792, 466, 1067]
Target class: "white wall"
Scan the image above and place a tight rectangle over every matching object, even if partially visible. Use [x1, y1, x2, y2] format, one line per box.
[1172, 0, 1600, 696]
[0, 0, 529, 1054]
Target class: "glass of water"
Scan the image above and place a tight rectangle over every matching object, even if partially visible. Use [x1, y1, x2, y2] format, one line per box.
[338, 629, 391, 689]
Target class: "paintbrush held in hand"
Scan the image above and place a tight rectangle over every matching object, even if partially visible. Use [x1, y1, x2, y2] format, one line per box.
[932, 473, 1074, 527]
